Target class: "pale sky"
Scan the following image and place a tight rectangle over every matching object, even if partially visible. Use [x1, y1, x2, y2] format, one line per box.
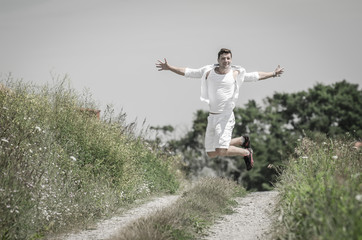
[1, 0, 361, 136]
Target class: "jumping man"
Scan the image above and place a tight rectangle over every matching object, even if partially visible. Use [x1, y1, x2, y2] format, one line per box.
[156, 48, 284, 170]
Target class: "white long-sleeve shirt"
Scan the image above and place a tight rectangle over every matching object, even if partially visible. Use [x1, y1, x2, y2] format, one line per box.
[184, 64, 259, 111]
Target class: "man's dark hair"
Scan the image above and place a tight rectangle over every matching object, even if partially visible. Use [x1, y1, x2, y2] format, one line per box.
[218, 48, 232, 59]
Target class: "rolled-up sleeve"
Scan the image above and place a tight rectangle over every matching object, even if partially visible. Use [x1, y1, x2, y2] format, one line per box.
[244, 72, 260, 82]
[185, 66, 210, 79]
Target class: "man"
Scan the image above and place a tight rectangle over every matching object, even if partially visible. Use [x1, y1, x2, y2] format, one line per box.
[156, 48, 284, 170]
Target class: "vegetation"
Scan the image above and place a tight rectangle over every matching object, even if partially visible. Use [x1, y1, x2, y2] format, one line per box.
[0, 76, 181, 239]
[111, 177, 246, 240]
[163, 80, 362, 191]
[272, 134, 362, 239]
[1, 74, 361, 239]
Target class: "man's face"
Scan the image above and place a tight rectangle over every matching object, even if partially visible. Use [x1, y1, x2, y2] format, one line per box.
[218, 53, 232, 68]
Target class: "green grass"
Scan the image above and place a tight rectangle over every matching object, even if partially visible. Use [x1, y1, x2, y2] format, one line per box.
[272, 134, 362, 240]
[111, 177, 246, 240]
[0, 77, 182, 239]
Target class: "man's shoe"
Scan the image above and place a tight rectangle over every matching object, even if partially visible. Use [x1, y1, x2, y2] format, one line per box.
[244, 148, 254, 171]
[241, 135, 251, 148]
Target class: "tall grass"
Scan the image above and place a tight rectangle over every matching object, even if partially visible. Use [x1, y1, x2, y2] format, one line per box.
[273, 134, 362, 239]
[111, 177, 246, 240]
[0, 76, 182, 239]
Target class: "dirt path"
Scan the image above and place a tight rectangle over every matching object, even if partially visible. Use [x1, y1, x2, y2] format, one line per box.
[203, 191, 279, 240]
[51, 191, 278, 240]
[52, 195, 179, 240]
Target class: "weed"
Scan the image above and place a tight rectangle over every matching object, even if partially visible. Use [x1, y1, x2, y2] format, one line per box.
[272, 134, 362, 239]
[0, 76, 181, 239]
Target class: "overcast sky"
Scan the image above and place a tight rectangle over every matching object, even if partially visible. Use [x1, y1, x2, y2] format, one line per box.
[1, 0, 361, 136]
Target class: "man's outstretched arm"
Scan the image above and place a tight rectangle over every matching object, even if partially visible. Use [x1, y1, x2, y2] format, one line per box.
[258, 65, 285, 80]
[156, 58, 186, 76]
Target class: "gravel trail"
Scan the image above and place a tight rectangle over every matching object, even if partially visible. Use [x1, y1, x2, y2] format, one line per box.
[51, 191, 278, 240]
[51, 195, 179, 240]
[204, 191, 279, 240]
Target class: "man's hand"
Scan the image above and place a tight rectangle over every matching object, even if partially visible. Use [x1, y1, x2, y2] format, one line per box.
[155, 58, 186, 76]
[274, 65, 284, 77]
[156, 58, 170, 71]
[258, 65, 285, 80]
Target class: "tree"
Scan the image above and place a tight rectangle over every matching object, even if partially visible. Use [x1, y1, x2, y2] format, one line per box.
[266, 80, 362, 139]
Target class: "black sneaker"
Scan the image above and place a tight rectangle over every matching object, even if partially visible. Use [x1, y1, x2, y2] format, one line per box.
[241, 135, 251, 148]
[244, 148, 254, 171]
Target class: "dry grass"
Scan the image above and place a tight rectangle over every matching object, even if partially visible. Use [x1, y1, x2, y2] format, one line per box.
[111, 177, 246, 240]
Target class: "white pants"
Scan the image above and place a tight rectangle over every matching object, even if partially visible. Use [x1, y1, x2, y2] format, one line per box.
[205, 111, 235, 152]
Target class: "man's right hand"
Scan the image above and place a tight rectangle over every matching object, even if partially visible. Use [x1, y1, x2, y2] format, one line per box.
[156, 58, 170, 71]
[155, 58, 186, 76]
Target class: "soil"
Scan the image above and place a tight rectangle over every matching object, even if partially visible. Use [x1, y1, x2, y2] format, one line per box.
[51, 191, 278, 240]
[203, 191, 279, 240]
[52, 195, 179, 240]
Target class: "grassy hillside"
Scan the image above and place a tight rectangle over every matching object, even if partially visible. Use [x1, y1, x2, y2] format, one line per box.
[272, 134, 362, 239]
[0, 77, 182, 239]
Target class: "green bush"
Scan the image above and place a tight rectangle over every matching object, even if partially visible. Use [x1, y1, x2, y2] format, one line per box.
[0, 77, 181, 239]
[273, 134, 362, 240]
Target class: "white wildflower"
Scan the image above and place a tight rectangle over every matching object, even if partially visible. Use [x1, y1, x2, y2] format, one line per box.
[332, 155, 338, 160]
[29, 149, 33, 153]
[356, 194, 362, 202]
[70, 156, 76, 161]
[352, 173, 360, 179]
